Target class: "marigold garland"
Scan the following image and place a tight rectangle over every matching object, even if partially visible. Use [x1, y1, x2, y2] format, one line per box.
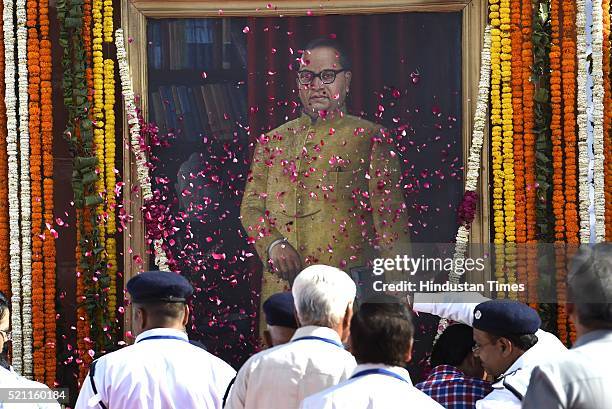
[576, 0, 590, 243]
[437, 25, 492, 338]
[592, 0, 606, 242]
[92, 0, 105, 254]
[523, 0, 537, 306]
[511, 0, 527, 302]
[604, 0, 612, 241]
[0, 3, 9, 296]
[16, 0, 34, 377]
[39, 0, 55, 385]
[27, 0, 45, 382]
[562, 0, 579, 245]
[116, 28, 169, 270]
[4, 0, 24, 374]
[104, 57, 117, 326]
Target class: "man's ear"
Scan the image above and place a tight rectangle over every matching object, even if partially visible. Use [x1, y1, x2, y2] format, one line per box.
[134, 305, 146, 330]
[263, 329, 273, 348]
[403, 338, 414, 363]
[499, 337, 513, 357]
[344, 71, 352, 92]
[182, 304, 190, 327]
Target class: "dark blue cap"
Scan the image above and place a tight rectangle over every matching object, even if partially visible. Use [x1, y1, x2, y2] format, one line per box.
[473, 300, 541, 335]
[127, 271, 193, 303]
[263, 292, 298, 328]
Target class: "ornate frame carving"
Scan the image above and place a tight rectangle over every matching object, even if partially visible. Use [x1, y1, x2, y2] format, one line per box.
[120, 0, 489, 328]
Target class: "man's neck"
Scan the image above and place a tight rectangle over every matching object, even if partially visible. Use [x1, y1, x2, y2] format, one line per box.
[303, 108, 346, 124]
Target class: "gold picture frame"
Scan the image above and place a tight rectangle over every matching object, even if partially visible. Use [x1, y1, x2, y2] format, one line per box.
[120, 0, 490, 331]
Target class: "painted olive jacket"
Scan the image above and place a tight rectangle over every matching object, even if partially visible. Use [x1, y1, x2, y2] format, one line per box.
[241, 112, 411, 273]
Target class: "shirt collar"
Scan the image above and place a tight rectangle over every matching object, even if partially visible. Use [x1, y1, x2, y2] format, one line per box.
[429, 364, 464, 377]
[290, 325, 343, 344]
[298, 110, 347, 128]
[352, 363, 413, 385]
[573, 329, 612, 348]
[135, 327, 189, 343]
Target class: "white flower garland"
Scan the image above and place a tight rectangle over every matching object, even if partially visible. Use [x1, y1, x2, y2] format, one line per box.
[576, 0, 591, 243]
[115, 28, 169, 271]
[437, 26, 492, 337]
[16, 0, 32, 378]
[3, 0, 23, 375]
[591, 0, 606, 242]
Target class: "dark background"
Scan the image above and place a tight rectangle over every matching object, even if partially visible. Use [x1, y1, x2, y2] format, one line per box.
[144, 11, 464, 378]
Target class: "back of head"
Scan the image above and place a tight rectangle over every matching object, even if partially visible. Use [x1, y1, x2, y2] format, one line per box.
[431, 324, 473, 368]
[0, 291, 8, 320]
[568, 243, 612, 328]
[349, 295, 413, 366]
[292, 265, 356, 328]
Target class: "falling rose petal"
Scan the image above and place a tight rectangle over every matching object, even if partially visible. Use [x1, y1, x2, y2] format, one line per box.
[267, 3, 273, 8]
[201, 71, 208, 79]
[306, 9, 313, 15]
[423, 182, 431, 189]
[242, 26, 250, 33]
[49, 229, 59, 239]
[128, 37, 134, 43]
[212, 253, 226, 260]
[88, 349, 95, 358]
[55, 217, 65, 226]
[206, 237, 213, 242]
[392, 88, 401, 98]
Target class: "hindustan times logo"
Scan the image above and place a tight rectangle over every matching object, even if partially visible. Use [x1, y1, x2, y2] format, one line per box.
[372, 255, 486, 276]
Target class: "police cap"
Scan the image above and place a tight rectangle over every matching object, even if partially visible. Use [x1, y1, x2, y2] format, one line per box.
[127, 271, 193, 303]
[263, 292, 298, 328]
[473, 299, 541, 335]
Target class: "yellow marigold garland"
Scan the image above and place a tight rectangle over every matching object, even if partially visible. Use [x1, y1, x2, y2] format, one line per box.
[490, 0, 507, 293]
[500, 0, 517, 297]
[92, 0, 105, 252]
[104, 58, 117, 325]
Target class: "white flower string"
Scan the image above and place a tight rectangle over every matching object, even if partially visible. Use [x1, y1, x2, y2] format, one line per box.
[591, 0, 606, 242]
[436, 25, 492, 338]
[3, 0, 23, 374]
[576, 0, 591, 243]
[115, 28, 169, 271]
[16, 0, 33, 377]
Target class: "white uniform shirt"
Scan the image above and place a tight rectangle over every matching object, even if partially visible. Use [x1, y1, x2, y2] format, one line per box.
[300, 363, 444, 409]
[225, 326, 357, 409]
[75, 328, 236, 409]
[0, 366, 60, 409]
[413, 292, 567, 409]
[522, 329, 612, 409]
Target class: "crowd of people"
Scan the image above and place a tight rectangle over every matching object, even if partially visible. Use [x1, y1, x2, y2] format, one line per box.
[66, 243, 611, 408]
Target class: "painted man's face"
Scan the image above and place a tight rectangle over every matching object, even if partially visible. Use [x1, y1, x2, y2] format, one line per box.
[297, 46, 352, 118]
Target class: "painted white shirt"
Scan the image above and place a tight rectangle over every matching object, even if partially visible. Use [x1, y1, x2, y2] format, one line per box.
[225, 326, 357, 409]
[75, 328, 236, 409]
[300, 363, 444, 409]
[0, 366, 60, 409]
[413, 292, 568, 409]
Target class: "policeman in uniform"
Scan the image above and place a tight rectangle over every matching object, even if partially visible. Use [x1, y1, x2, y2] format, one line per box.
[262, 292, 298, 347]
[75, 271, 236, 409]
[413, 294, 567, 409]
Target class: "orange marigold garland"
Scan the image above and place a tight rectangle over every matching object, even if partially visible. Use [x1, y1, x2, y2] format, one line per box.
[39, 0, 56, 385]
[511, 0, 527, 301]
[0, 3, 9, 296]
[550, 0, 570, 345]
[562, 0, 579, 345]
[521, 0, 538, 307]
[27, 0, 46, 382]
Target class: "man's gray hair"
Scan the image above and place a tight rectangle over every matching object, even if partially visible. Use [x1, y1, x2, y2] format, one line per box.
[568, 243, 612, 328]
[292, 265, 356, 328]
